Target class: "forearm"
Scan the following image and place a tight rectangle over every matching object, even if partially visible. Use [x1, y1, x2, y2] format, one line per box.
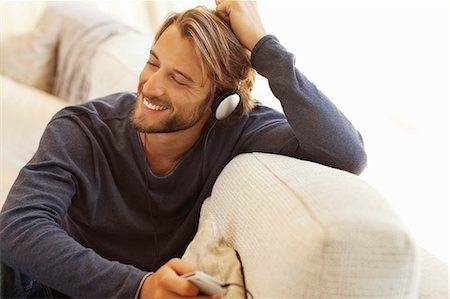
[0, 171, 147, 298]
[251, 35, 367, 174]
[0, 114, 148, 298]
[1, 218, 146, 298]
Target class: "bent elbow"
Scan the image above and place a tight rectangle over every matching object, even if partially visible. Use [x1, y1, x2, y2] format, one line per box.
[343, 144, 367, 175]
[350, 148, 367, 175]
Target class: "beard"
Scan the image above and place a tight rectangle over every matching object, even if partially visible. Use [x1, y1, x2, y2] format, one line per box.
[130, 93, 211, 134]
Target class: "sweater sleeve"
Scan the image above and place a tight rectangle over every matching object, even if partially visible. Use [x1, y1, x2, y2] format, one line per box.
[0, 115, 147, 298]
[249, 35, 367, 174]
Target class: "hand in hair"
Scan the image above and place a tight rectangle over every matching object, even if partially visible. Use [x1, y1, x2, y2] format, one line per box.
[216, 0, 267, 51]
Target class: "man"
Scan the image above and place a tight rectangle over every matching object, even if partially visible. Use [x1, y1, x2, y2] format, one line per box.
[0, 1, 366, 298]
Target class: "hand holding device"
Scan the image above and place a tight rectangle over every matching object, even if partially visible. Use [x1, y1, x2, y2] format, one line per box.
[139, 258, 201, 299]
[181, 271, 226, 296]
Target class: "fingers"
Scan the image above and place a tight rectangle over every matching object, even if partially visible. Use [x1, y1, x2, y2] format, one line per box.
[159, 271, 197, 296]
[167, 258, 196, 275]
[140, 258, 202, 298]
[160, 258, 199, 296]
[215, 0, 267, 51]
[215, 1, 231, 22]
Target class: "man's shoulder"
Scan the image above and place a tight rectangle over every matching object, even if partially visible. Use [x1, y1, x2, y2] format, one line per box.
[39, 93, 138, 153]
[210, 103, 287, 141]
[244, 102, 287, 124]
[52, 92, 136, 123]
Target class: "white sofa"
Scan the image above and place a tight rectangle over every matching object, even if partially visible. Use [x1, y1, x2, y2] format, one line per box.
[1, 4, 447, 298]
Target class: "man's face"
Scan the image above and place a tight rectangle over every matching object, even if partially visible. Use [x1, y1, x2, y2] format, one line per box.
[131, 25, 212, 134]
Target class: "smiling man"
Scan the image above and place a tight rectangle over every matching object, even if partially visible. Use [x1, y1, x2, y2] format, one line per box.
[131, 35, 211, 135]
[0, 1, 366, 298]
[129, 24, 215, 177]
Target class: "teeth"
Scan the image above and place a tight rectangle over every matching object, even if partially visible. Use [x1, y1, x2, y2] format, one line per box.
[143, 97, 168, 111]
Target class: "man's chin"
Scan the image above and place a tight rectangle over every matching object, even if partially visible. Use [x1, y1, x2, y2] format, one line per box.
[131, 119, 167, 134]
[131, 118, 198, 134]
[130, 115, 180, 134]
[130, 101, 206, 134]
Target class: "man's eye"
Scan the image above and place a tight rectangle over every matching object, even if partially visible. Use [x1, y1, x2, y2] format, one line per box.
[172, 76, 187, 87]
[146, 61, 159, 68]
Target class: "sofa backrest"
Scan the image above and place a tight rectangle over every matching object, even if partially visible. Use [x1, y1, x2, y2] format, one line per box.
[0, 3, 151, 104]
[88, 32, 151, 100]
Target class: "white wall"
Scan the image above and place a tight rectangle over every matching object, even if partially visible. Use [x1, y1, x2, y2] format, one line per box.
[256, 0, 449, 262]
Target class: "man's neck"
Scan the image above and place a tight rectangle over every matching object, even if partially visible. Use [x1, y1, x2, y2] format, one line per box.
[139, 113, 210, 176]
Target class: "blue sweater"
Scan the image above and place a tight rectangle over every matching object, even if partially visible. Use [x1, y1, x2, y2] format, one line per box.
[0, 35, 366, 298]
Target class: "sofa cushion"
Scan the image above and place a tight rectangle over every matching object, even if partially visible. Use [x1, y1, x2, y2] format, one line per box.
[0, 3, 150, 104]
[0, 7, 59, 94]
[48, 3, 132, 104]
[0, 75, 67, 206]
[184, 153, 421, 298]
[88, 32, 152, 100]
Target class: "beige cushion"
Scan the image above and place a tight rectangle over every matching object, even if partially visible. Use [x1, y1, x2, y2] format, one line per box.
[88, 32, 152, 100]
[47, 3, 132, 104]
[184, 153, 421, 298]
[0, 3, 150, 103]
[0, 8, 59, 93]
[0, 75, 67, 206]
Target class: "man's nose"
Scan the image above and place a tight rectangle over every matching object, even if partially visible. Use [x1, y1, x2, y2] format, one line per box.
[142, 71, 165, 97]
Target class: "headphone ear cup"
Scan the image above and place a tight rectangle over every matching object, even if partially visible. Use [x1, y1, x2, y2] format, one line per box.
[213, 91, 241, 120]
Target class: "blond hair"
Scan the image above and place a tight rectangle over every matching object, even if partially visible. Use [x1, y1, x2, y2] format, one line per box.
[154, 6, 256, 124]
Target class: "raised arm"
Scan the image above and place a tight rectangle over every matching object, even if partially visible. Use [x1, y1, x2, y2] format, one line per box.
[217, 0, 367, 174]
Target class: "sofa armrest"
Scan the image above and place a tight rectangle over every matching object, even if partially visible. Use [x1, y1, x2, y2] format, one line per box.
[184, 153, 421, 298]
[418, 248, 448, 299]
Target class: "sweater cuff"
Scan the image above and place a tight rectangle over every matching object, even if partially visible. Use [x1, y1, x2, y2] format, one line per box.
[134, 272, 154, 299]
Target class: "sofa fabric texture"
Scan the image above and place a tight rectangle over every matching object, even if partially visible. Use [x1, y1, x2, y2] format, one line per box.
[184, 153, 422, 298]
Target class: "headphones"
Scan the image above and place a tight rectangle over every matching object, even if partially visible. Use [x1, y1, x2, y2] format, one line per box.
[212, 89, 241, 120]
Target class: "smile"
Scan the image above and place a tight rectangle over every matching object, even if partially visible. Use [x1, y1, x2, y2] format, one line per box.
[143, 97, 169, 111]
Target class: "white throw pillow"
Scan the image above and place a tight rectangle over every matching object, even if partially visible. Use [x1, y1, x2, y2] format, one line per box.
[0, 8, 60, 93]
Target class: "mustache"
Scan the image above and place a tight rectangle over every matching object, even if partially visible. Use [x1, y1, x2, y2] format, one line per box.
[137, 82, 171, 107]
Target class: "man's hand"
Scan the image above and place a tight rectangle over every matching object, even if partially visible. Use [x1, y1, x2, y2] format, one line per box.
[139, 258, 217, 299]
[216, 0, 267, 51]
